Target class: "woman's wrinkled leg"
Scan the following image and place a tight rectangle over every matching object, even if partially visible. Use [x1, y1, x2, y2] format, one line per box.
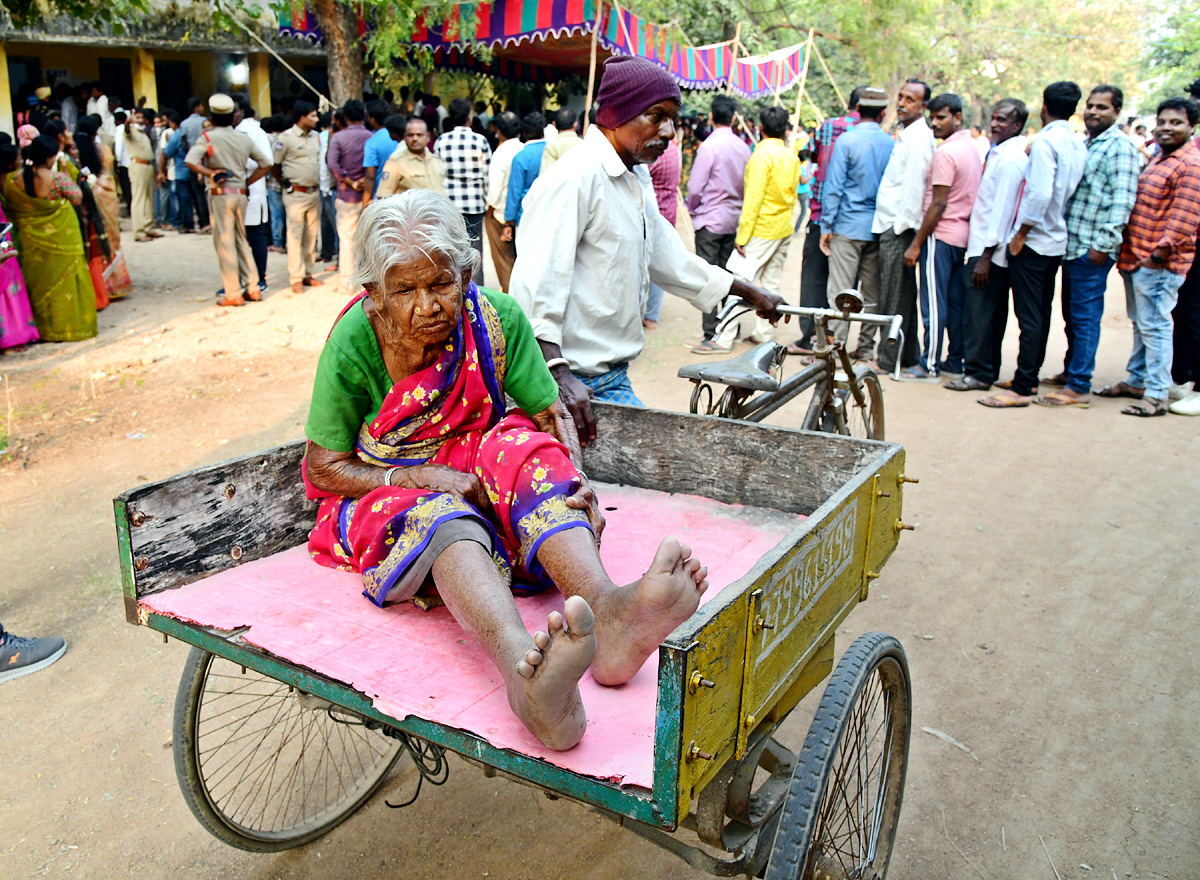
[430, 540, 595, 751]
[534, 528, 709, 687]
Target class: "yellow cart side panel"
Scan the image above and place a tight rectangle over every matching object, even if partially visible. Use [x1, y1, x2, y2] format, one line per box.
[740, 452, 905, 745]
[678, 596, 749, 816]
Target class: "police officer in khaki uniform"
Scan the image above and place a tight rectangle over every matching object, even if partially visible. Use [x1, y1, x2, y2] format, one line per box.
[185, 94, 271, 307]
[272, 100, 323, 293]
[375, 117, 447, 199]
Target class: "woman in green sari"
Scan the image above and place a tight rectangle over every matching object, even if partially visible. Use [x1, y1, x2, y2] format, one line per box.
[3, 135, 97, 342]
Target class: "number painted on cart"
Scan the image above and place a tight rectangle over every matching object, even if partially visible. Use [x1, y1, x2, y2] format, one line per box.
[755, 500, 858, 668]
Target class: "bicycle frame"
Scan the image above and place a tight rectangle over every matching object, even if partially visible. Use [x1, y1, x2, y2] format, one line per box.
[690, 299, 903, 432]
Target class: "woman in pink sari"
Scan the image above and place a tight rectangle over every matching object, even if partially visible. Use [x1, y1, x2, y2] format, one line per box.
[0, 143, 39, 349]
[304, 193, 709, 750]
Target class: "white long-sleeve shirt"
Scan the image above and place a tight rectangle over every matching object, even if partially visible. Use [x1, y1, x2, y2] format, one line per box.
[237, 117, 273, 225]
[509, 126, 731, 376]
[1014, 119, 1087, 257]
[871, 116, 936, 236]
[486, 136, 524, 215]
[967, 135, 1029, 267]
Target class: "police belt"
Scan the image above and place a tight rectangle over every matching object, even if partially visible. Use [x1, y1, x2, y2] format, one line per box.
[286, 184, 318, 194]
[210, 186, 247, 196]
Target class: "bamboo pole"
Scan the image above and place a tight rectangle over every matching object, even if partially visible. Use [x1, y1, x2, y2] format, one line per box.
[793, 28, 814, 123]
[811, 40, 847, 111]
[583, 0, 602, 133]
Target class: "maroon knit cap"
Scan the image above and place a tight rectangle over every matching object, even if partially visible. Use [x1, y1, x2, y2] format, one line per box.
[595, 55, 682, 129]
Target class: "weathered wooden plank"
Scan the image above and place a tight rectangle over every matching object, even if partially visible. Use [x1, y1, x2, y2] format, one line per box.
[584, 403, 888, 515]
[118, 441, 315, 597]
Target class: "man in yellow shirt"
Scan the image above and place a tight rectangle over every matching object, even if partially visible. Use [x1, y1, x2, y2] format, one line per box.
[375, 118, 446, 198]
[727, 106, 800, 343]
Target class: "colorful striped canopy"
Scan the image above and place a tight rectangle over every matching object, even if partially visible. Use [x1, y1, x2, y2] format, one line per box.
[280, 0, 805, 97]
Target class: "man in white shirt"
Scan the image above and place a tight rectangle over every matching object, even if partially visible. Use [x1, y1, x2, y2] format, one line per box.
[951, 98, 1029, 391]
[113, 110, 132, 214]
[86, 82, 115, 137]
[870, 78, 936, 373]
[982, 81, 1087, 407]
[509, 56, 782, 444]
[237, 99, 274, 295]
[484, 111, 523, 291]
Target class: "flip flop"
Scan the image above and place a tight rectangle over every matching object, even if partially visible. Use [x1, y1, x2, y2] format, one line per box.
[978, 392, 1032, 408]
[993, 379, 1013, 390]
[1035, 389, 1090, 408]
[785, 342, 814, 356]
[1043, 372, 1068, 387]
[1121, 398, 1167, 417]
[1096, 381, 1144, 399]
[216, 297, 246, 308]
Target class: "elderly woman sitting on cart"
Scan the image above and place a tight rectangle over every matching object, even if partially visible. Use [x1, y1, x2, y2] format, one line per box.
[304, 191, 708, 751]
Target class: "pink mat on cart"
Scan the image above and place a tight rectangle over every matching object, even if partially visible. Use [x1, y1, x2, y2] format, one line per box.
[141, 484, 802, 789]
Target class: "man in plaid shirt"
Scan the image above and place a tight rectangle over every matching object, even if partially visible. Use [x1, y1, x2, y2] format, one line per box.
[1038, 85, 1140, 407]
[435, 97, 491, 282]
[1104, 97, 1200, 416]
[790, 87, 862, 353]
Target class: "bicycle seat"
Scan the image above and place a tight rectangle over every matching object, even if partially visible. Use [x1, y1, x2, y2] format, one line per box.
[678, 342, 782, 392]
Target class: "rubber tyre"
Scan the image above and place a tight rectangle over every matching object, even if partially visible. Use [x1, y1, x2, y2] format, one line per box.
[838, 368, 885, 441]
[173, 647, 404, 852]
[765, 632, 912, 880]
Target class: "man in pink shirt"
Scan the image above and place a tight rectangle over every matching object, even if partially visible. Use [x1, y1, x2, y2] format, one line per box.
[901, 93, 984, 380]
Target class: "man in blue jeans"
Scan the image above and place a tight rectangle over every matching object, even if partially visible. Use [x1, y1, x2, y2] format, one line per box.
[1104, 97, 1200, 416]
[1037, 85, 1139, 407]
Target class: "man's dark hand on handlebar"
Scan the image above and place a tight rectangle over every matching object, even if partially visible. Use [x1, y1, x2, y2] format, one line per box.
[730, 279, 788, 324]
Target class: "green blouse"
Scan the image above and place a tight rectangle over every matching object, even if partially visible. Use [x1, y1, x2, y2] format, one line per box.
[305, 289, 560, 453]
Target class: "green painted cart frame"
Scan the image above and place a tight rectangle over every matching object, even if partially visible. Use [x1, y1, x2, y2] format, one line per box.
[115, 403, 913, 877]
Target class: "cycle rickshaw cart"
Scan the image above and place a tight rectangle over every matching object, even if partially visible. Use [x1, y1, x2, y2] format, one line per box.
[115, 389, 915, 878]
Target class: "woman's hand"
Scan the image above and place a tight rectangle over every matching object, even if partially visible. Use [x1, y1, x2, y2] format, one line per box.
[565, 479, 606, 542]
[402, 464, 492, 513]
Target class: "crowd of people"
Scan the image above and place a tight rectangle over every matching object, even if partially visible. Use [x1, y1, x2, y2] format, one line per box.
[5, 68, 1200, 423]
[761, 78, 1200, 418]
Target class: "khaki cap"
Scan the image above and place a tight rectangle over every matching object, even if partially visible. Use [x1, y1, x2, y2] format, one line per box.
[209, 93, 235, 114]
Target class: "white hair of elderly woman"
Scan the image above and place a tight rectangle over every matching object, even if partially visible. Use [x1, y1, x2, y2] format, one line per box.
[350, 191, 482, 292]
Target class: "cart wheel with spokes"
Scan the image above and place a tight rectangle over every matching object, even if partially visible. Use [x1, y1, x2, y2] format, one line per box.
[173, 647, 405, 852]
[765, 632, 911, 880]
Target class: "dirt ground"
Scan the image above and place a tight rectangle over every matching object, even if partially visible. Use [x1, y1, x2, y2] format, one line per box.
[0, 215, 1197, 880]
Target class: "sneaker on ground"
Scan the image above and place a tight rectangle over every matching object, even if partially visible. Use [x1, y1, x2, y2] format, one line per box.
[0, 631, 67, 685]
[1168, 382, 1193, 401]
[1169, 391, 1200, 416]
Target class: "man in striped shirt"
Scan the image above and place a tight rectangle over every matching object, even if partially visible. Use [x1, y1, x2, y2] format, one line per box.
[1038, 85, 1140, 407]
[1104, 97, 1200, 416]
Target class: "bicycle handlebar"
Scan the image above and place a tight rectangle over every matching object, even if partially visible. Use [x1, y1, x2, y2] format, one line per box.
[722, 299, 904, 342]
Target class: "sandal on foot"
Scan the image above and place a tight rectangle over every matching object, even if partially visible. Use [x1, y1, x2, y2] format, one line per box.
[993, 379, 1014, 390]
[1121, 397, 1166, 417]
[1035, 389, 1090, 408]
[944, 376, 991, 391]
[785, 341, 814, 356]
[217, 297, 246, 308]
[978, 391, 1032, 408]
[1043, 372, 1068, 387]
[1097, 381, 1144, 399]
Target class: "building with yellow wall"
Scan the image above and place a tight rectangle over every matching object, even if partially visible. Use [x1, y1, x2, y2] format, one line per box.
[1, 6, 328, 136]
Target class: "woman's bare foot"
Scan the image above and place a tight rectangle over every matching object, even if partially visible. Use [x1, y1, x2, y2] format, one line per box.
[591, 537, 709, 686]
[508, 595, 596, 751]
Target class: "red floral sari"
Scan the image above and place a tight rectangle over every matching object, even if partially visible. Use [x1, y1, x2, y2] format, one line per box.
[305, 284, 591, 607]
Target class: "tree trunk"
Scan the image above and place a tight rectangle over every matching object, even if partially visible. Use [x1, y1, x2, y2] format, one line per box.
[312, 0, 362, 107]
